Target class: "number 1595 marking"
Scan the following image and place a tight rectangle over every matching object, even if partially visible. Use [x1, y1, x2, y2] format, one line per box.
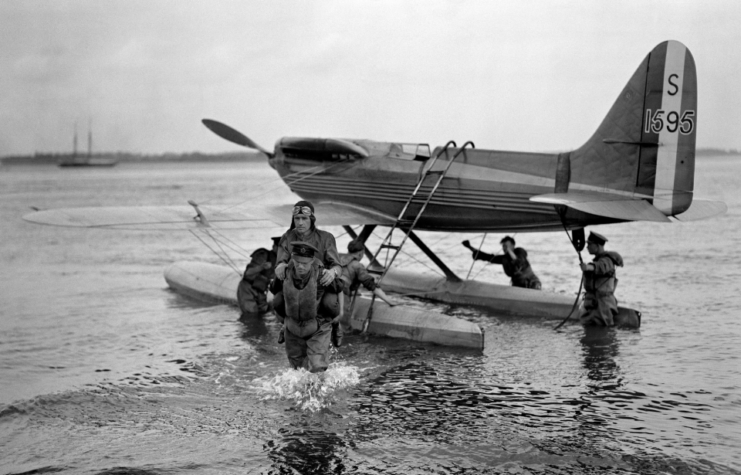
[644, 109, 695, 135]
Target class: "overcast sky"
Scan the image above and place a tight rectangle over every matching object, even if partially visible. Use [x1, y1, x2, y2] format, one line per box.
[1, 0, 740, 156]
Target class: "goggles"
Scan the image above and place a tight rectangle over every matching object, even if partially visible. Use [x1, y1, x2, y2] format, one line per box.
[292, 205, 313, 216]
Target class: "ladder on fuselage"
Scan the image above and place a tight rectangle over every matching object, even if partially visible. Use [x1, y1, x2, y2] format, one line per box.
[362, 140, 475, 332]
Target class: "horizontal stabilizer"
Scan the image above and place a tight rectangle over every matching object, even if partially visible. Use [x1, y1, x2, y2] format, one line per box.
[672, 200, 727, 222]
[23, 201, 396, 230]
[530, 192, 671, 223]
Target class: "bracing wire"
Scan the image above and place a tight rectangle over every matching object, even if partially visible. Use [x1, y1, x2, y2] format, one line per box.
[207, 230, 240, 269]
[333, 229, 351, 241]
[185, 159, 361, 280]
[206, 228, 252, 259]
[211, 158, 357, 216]
[368, 228, 445, 278]
[424, 232, 461, 252]
[198, 163, 326, 207]
[207, 230, 241, 273]
[189, 229, 242, 275]
[282, 159, 354, 187]
[465, 233, 487, 280]
[396, 247, 445, 277]
[471, 262, 491, 280]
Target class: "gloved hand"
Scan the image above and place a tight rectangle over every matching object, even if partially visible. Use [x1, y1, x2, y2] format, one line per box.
[277, 325, 285, 344]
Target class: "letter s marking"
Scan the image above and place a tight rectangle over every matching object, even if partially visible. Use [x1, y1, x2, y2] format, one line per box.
[667, 74, 679, 96]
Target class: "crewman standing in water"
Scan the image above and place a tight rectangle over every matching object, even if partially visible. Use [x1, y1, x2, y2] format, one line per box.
[270, 242, 343, 372]
[334, 238, 396, 347]
[579, 231, 623, 327]
[237, 237, 281, 317]
[462, 236, 541, 289]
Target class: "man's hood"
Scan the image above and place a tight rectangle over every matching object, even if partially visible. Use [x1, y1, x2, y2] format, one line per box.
[600, 251, 624, 267]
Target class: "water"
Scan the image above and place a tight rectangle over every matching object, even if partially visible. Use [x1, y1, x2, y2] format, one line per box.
[1, 158, 739, 474]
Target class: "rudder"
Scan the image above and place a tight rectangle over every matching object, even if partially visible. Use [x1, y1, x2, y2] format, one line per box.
[570, 40, 697, 216]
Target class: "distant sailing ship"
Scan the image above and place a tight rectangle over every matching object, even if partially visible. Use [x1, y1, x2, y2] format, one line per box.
[58, 122, 118, 167]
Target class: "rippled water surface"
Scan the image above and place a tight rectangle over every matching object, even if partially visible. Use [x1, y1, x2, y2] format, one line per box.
[1, 159, 739, 474]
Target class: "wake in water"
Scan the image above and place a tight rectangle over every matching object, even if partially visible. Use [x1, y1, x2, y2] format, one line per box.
[255, 363, 361, 412]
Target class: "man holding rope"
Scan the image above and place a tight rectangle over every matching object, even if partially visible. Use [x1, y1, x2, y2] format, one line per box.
[578, 231, 623, 327]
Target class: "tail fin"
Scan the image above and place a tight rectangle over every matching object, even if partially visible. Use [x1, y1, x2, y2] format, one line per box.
[570, 40, 696, 216]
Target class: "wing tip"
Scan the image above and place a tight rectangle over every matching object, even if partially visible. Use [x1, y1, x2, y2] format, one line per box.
[22, 209, 67, 227]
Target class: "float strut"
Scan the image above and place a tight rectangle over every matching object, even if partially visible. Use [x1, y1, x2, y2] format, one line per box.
[407, 231, 461, 282]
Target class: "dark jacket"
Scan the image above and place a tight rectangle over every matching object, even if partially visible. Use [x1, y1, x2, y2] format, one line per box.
[339, 253, 377, 294]
[475, 247, 540, 288]
[269, 261, 344, 321]
[276, 228, 342, 276]
[242, 248, 277, 292]
[580, 250, 623, 326]
[584, 251, 623, 296]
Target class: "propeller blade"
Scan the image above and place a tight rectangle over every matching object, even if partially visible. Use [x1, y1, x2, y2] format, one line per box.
[201, 119, 273, 157]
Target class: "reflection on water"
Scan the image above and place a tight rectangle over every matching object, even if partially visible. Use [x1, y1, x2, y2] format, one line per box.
[237, 310, 274, 342]
[580, 326, 621, 386]
[266, 427, 350, 474]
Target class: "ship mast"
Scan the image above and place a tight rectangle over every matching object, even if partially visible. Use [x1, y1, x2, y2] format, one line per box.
[87, 118, 92, 158]
[73, 122, 78, 158]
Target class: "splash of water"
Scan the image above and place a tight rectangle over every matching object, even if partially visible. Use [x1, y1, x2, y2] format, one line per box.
[255, 363, 361, 412]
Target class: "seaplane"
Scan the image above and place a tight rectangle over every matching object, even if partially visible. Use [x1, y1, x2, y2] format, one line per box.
[24, 40, 726, 349]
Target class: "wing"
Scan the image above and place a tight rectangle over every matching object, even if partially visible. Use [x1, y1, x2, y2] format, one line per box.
[23, 205, 275, 230]
[529, 192, 671, 222]
[272, 201, 396, 226]
[23, 201, 396, 230]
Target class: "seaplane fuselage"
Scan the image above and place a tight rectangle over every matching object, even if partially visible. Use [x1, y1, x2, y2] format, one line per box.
[270, 138, 604, 232]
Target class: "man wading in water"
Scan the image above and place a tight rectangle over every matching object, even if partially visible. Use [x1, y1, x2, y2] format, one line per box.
[236, 237, 280, 318]
[270, 242, 343, 372]
[273, 200, 343, 346]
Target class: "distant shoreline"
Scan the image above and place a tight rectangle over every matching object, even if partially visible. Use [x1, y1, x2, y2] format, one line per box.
[0, 151, 264, 165]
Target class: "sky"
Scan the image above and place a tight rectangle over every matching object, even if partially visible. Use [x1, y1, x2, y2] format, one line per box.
[1, 0, 740, 156]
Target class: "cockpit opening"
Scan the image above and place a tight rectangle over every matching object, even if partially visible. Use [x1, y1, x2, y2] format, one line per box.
[389, 143, 432, 161]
